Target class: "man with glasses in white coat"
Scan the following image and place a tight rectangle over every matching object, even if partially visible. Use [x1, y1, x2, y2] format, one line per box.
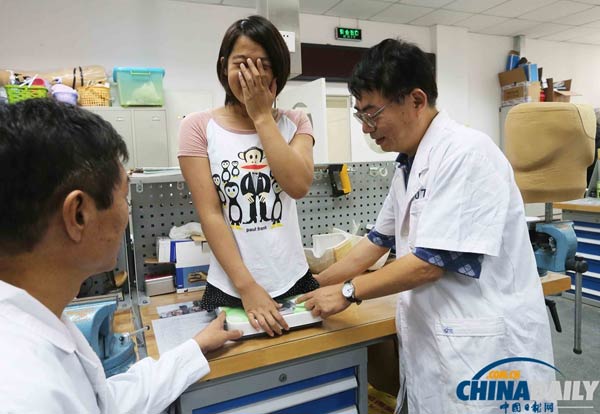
[298, 39, 555, 414]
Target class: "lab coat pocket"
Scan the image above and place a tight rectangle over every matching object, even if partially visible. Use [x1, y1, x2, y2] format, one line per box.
[435, 317, 508, 413]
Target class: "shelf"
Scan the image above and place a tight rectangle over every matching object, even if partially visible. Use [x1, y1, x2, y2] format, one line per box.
[144, 257, 173, 265]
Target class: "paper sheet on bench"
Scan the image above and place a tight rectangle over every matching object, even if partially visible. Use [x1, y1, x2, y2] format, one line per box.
[151, 311, 214, 355]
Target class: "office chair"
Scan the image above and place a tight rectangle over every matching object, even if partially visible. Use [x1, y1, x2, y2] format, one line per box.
[505, 102, 595, 354]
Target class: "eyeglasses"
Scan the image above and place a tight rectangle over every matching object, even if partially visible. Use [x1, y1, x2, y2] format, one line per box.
[353, 101, 392, 129]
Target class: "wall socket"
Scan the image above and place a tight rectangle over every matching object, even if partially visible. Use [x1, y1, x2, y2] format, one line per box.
[279, 31, 296, 53]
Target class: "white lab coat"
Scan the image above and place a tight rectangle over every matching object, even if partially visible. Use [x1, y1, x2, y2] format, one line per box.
[0, 281, 209, 414]
[373, 111, 555, 414]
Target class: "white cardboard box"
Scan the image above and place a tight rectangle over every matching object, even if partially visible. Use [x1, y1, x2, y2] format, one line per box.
[156, 237, 172, 263]
[173, 240, 211, 292]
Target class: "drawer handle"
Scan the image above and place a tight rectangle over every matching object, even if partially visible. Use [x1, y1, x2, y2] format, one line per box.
[116, 117, 125, 121]
[278, 373, 287, 383]
[152, 116, 161, 121]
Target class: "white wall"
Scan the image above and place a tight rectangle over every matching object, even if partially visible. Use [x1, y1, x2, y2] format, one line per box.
[433, 25, 469, 125]
[1, 0, 600, 152]
[526, 39, 600, 107]
[467, 33, 514, 146]
[466, 34, 600, 146]
[0, 0, 252, 106]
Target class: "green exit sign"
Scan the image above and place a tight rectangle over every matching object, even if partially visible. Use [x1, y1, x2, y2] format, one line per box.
[335, 27, 362, 41]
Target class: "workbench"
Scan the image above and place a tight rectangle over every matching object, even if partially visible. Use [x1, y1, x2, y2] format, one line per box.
[140, 292, 397, 414]
[132, 269, 567, 414]
[555, 198, 600, 305]
[119, 168, 574, 413]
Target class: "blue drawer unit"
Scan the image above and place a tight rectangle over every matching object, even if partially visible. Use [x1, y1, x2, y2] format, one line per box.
[566, 218, 600, 304]
[179, 347, 367, 414]
[192, 368, 357, 414]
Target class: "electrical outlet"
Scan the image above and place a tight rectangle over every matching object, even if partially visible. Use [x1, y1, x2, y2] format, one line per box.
[279, 31, 296, 53]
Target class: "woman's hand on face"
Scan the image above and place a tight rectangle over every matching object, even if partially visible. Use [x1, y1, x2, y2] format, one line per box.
[239, 282, 289, 336]
[238, 58, 276, 123]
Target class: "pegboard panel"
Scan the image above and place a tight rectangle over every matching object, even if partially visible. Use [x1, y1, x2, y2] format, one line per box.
[130, 181, 196, 303]
[79, 241, 129, 309]
[129, 162, 394, 300]
[298, 162, 393, 246]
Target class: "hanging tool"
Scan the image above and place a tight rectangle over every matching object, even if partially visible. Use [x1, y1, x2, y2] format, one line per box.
[328, 164, 352, 197]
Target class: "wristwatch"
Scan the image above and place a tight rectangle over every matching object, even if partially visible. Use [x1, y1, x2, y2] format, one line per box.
[342, 279, 362, 305]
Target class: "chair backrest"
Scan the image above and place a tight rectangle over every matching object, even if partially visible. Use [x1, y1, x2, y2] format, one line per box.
[505, 102, 596, 203]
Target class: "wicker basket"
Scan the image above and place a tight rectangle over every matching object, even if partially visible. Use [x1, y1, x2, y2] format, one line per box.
[5, 85, 48, 104]
[77, 85, 110, 106]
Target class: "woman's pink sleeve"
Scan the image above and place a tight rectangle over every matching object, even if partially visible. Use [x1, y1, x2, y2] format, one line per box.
[177, 112, 211, 158]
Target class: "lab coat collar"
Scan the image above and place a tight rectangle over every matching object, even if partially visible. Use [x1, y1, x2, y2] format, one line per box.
[411, 110, 450, 175]
[0, 280, 77, 354]
[406, 111, 452, 190]
[400, 110, 452, 219]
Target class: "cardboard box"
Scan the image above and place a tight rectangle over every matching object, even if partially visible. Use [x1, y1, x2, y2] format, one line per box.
[153, 237, 211, 292]
[498, 67, 540, 106]
[498, 67, 527, 87]
[501, 82, 541, 107]
[544, 78, 580, 103]
[156, 237, 172, 263]
[155, 236, 207, 263]
[173, 240, 211, 292]
[175, 265, 208, 293]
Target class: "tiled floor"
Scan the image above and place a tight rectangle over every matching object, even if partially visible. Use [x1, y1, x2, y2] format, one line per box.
[549, 296, 600, 414]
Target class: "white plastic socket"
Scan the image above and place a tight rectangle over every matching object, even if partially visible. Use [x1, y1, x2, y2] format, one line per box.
[279, 31, 296, 53]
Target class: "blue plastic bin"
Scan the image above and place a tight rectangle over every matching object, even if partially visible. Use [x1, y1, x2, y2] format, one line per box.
[112, 67, 165, 107]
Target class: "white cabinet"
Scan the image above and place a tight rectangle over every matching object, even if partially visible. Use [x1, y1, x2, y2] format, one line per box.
[164, 90, 213, 167]
[326, 95, 352, 163]
[86, 107, 169, 168]
[277, 79, 396, 164]
[277, 78, 329, 164]
[93, 109, 135, 169]
[132, 110, 169, 167]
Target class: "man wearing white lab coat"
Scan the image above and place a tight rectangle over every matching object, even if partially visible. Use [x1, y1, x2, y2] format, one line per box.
[0, 99, 242, 413]
[298, 39, 555, 413]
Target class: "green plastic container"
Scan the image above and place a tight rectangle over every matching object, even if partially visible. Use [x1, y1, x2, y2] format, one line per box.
[112, 67, 165, 107]
[5, 85, 48, 104]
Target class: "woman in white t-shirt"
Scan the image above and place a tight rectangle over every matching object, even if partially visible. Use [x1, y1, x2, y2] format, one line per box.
[178, 15, 317, 337]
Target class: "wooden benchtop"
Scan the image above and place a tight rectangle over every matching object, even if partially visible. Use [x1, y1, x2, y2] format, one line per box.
[136, 269, 568, 382]
[555, 198, 600, 214]
[140, 292, 397, 380]
[113, 308, 135, 335]
[541, 272, 572, 296]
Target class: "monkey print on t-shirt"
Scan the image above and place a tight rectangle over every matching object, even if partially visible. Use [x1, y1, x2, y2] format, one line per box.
[214, 146, 284, 231]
